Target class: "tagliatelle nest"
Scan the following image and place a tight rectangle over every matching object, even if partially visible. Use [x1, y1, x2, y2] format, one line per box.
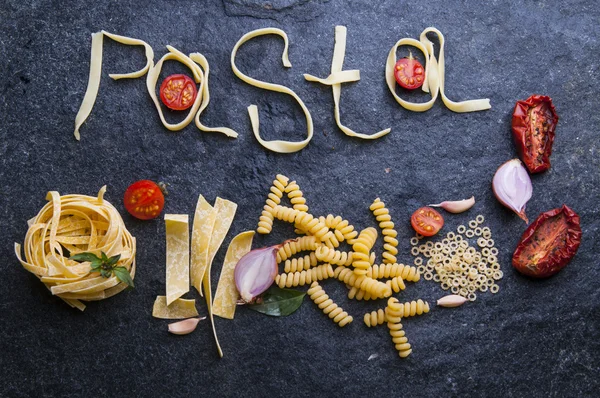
[14, 186, 136, 311]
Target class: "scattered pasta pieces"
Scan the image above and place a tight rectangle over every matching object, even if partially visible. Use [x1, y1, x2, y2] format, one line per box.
[255, 174, 430, 358]
[386, 27, 491, 113]
[411, 215, 502, 301]
[14, 186, 136, 311]
[231, 28, 313, 153]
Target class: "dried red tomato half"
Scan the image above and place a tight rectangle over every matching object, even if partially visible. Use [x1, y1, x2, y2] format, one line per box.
[511, 95, 559, 173]
[512, 205, 581, 278]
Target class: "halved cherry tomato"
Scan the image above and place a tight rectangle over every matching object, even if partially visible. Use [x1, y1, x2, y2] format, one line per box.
[512, 205, 581, 278]
[394, 53, 425, 90]
[411, 207, 444, 237]
[511, 95, 559, 173]
[123, 180, 165, 220]
[159, 74, 197, 111]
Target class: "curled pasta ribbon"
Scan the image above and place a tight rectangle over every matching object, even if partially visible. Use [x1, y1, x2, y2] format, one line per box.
[14, 186, 136, 311]
[304, 25, 391, 140]
[370, 198, 398, 264]
[231, 28, 313, 153]
[307, 282, 353, 327]
[364, 309, 386, 327]
[352, 227, 378, 275]
[146, 46, 205, 131]
[367, 263, 420, 282]
[275, 264, 334, 288]
[257, 174, 289, 234]
[74, 31, 155, 140]
[335, 267, 391, 299]
[386, 27, 491, 113]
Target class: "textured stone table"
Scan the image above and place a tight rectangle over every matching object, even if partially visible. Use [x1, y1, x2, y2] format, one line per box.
[1, 0, 598, 397]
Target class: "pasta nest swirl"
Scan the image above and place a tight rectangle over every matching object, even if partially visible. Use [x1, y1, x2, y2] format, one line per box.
[276, 236, 320, 263]
[351, 227, 378, 275]
[315, 246, 354, 266]
[364, 308, 386, 327]
[275, 264, 334, 288]
[370, 198, 399, 264]
[283, 253, 318, 273]
[307, 282, 353, 327]
[367, 263, 420, 282]
[334, 267, 391, 299]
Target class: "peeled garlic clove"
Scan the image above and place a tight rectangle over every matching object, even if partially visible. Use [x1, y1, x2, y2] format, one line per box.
[234, 245, 279, 303]
[437, 295, 468, 308]
[429, 196, 475, 213]
[492, 159, 532, 223]
[168, 317, 206, 335]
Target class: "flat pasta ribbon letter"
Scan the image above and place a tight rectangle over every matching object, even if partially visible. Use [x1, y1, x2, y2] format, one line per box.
[231, 28, 313, 153]
[74, 31, 154, 140]
[305, 25, 391, 140]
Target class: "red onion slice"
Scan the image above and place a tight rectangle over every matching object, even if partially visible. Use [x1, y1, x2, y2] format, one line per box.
[492, 159, 533, 223]
[234, 245, 279, 303]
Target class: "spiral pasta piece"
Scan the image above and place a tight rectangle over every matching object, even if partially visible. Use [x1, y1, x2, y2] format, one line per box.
[257, 174, 289, 234]
[307, 282, 353, 327]
[335, 267, 391, 299]
[294, 211, 334, 247]
[321, 214, 358, 243]
[276, 236, 319, 263]
[370, 198, 398, 264]
[386, 276, 406, 293]
[388, 298, 430, 318]
[283, 253, 318, 272]
[364, 309, 386, 327]
[272, 205, 300, 224]
[315, 246, 354, 266]
[275, 264, 334, 288]
[367, 263, 420, 282]
[347, 286, 373, 301]
[285, 180, 309, 212]
[387, 321, 412, 358]
[352, 227, 378, 275]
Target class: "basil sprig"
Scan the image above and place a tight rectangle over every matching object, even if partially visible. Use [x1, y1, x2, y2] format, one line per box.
[70, 251, 134, 288]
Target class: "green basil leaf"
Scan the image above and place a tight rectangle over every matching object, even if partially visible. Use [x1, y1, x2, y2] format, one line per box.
[101, 252, 109, 263]
[70, 253, 100, 263]
[89, 260, 103, 271]
[248, 286, 305, 317]
[106, 254, 121, 267]
[100, 269, 112, 278]
[113, 267, 135, 288]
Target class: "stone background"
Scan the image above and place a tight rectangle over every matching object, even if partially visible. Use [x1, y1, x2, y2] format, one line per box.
[1, 0, 598, 396]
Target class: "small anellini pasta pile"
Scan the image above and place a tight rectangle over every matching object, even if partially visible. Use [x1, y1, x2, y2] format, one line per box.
[257, 175, 430, 357]
[14, 186, 136, 311]
[410, 215, 502, 300]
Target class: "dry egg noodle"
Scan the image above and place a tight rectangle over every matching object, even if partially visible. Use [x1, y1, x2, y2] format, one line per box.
[256, 175, 429, 358]
[14, 186, 136, 311]
[164, 214, 190, 306]
[304, 25, 391, 139]
[152, 296, 199, 319]
[386, 27, 491, 113]
[231, 28, 314, 153]
[213, 231, 255, 319]
[191, 195, 218, 295]
[73, 31, 154, 140]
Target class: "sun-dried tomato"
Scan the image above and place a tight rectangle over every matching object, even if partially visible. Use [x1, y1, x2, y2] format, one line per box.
[512, 205, 581, 278]
[511, 95, 559, 174]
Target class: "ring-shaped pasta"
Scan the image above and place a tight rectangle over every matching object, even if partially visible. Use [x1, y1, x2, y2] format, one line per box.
[476, 215, 484, 224]
[465, 230, 474, 238]
[231, 28, 313, 153]
[417, 265, 426, 274]
[447, 232, 456, 240]
[433, 274, 441, 282]
[411, 247, 420, 256]
[468, 292, 477, 302]
[483, 232, 492, 239]
[410, 237, 419, 246]
[490, 284, 499, 294]
[482, 248, 490, 257]
[457, 225, 466, 234]
[474, 227, 482, 236]
[480, 284, 489, 292]
[488, 239, 495, 247]
[416, 233, 424, 240]
[414, 257, 423, 266]
[451, 285, 459, 294]
[426, 241, 434, 248]
[468, 220, 478, 229]
[490, 247, 499, 256]
[441, 282, 450, 290]
[424, 272, 433, 281]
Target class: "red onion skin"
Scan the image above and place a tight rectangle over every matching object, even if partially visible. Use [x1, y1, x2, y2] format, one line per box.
[492, 159, 532, 223]
[234, 245, 279, 303]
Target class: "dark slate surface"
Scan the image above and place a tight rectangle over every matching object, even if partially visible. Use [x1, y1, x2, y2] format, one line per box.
[1, 0, 599, 397]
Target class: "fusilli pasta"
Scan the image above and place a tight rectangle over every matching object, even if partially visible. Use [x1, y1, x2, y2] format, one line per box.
[275, 264, 334, 288]
[307, 282, 353, 327]
[352, 227, 378, 275]
[370, 198, 399, 264]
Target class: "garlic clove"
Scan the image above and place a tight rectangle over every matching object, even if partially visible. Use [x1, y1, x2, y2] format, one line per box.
[437, 295, 468, 308]
[429, 196, 475, 213]
[492, 159, 532, 223]
[168, 317, 206, 335]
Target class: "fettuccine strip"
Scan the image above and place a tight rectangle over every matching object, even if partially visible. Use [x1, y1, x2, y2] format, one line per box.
[231, 28, 313, 153]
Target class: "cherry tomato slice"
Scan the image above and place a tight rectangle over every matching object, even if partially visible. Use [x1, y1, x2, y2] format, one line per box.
[123, 180, 165, 220]
[512, 205, 581, 278]
[394, 53, 425, 90]
[411, 207, 444, 237]
[159, 74, 198, 111]
[511, 95, 559, 173]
